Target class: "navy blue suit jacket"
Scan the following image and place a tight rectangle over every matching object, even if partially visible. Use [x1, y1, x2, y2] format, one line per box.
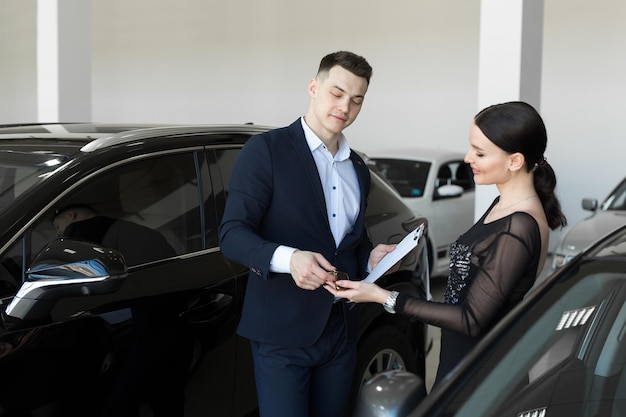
[219, 119, 373, 347]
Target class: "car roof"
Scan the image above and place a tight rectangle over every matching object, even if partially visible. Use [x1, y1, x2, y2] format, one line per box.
[0, 122, 275, 152]
[365, 147, 466, 163]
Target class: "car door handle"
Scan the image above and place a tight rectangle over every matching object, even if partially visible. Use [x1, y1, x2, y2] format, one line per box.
[179, 293, 233, 325]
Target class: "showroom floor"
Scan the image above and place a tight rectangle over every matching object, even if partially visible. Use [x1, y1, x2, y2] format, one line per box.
[424, 258, 554, 392]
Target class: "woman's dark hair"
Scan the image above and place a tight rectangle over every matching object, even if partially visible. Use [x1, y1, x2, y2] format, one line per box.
[474, 101, 567, 230]
[317, 51, 372, 84]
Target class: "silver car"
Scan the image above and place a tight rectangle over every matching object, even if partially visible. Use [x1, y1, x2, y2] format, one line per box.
[552, 176, 626, 269]
[368, 148, 475, 278]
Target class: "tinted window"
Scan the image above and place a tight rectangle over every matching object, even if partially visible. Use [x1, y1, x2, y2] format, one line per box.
[55, 152, 207, 257]
[373, 158, 431, 197]
[0, 152, 67, 214]
[209, 147, 242, 223]
[449, 161, 474, 191]
[0, 151, 209, 288]
[603, 177, 626, 211]
[433, 266, 626, 417]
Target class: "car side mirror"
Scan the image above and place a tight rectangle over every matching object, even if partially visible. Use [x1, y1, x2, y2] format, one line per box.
[582, 198, 598, 211]
[434, 183, 464, 200]
[3, 238, 127, 324]
[354, 370, 426, 417]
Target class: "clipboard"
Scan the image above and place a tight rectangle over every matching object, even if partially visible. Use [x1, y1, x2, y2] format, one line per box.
[363, 222, 425, 284]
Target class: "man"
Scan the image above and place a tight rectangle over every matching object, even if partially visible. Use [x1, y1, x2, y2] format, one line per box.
[53, 204, 114, 240]
[218, 51, 396, 417]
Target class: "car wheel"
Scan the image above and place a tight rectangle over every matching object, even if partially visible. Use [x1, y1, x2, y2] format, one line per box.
[346, 324, 417, 416]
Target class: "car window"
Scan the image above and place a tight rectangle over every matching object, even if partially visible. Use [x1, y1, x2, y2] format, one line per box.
[55, 152, 209, 257]
[0, 239, 22, 296]
[603, 177, 626, 211]
[0, 152, 67, 214]
[436, 160, 474, 191]
[436, 267, 626, 417]
[209, 147, 242, 223]
[0, 151, 211, 288]
[450, 161, 474, 191]
[372, 158, 431, 198]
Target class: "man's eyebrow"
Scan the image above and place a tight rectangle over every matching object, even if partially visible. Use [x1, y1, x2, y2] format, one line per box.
[331, 85, 365, 99]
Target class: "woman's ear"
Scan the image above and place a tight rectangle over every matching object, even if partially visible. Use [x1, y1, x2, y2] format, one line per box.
[508, 152, 525, 172]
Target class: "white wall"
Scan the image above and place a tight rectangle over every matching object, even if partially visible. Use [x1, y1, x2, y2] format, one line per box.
[541, 0, 626, 245]
[2, 0, 625, 248]
[0, 1, 37, 122]
[88, 0, 479, 157]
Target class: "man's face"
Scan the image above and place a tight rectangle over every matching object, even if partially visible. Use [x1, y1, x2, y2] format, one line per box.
[306, 65, 369, 142]
[53, 211, 74, 236]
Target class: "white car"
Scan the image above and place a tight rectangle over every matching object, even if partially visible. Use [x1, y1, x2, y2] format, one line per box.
[368, 148, 475, 278]
[552, 175, 626, 269]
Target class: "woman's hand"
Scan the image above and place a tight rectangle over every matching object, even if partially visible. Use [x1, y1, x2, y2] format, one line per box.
[324, 279, 390, 305]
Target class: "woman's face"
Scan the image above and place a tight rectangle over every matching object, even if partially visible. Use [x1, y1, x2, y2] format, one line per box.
[464, 123, 512, 186]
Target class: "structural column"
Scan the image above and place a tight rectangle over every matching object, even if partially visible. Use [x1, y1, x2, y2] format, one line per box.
[474, 0, 545, 219]
[37, 0, 92, 122]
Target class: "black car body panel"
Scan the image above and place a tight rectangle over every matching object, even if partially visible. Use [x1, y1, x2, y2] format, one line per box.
[0, 123, 429, 416]
[357, 224, 626, 417]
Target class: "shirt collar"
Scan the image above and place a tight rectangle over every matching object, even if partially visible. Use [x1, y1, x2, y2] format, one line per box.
[300, 117, 351, 161]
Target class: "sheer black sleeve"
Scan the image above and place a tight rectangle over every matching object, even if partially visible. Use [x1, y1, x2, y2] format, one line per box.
[396, 213, 540, 337]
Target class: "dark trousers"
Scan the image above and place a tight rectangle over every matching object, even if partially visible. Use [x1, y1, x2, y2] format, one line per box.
[250, 306, 356, 417]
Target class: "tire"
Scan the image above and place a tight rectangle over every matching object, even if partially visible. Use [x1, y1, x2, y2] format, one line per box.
[346, 325, 417, 416]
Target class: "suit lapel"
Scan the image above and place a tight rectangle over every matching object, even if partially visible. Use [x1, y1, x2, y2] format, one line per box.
[288, 122, 332, 231]
[288, 121, 370, 250]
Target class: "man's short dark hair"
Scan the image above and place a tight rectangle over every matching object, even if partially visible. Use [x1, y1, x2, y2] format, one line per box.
[317, 51, 372, 84]
[53, 204, 96, 219]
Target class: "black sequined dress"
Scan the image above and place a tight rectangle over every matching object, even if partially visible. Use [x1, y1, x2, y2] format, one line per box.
[395, 198, 541, 386]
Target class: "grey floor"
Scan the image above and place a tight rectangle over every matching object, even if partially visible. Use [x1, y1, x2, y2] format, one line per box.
[424, 258, 554, 392]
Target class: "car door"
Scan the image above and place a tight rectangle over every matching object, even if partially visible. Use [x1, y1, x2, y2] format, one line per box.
[0, 149, 243, 416]
[415, 264, 626, 417]
[207, 145, 259, 416]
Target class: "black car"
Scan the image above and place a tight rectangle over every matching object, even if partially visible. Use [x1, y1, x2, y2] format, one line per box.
[357, 224, 626, 417]
[0, 123, 430, 416]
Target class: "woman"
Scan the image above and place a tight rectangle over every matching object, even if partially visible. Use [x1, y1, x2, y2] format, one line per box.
[326, 101, 567, 386]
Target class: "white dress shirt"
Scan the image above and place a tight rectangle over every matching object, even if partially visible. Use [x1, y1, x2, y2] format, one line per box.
[269, 117, 361, 273]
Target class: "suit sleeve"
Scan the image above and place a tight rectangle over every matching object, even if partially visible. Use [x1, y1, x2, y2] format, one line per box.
[218, 135, 280, 279]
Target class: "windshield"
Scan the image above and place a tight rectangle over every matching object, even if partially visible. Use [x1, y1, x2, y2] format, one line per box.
[371, 158, 431, 198]
[427, 260, 626, 417]
[0, 151, 69, 214]
[602, 177, 626, 211]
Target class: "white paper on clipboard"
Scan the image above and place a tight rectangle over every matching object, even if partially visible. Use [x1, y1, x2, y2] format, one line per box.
[362, 222, 426, 284]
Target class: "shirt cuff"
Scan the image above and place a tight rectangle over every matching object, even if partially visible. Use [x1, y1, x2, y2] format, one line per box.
[270, 245, 297, 273]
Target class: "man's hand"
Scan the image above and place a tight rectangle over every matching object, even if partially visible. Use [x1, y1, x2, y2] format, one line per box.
[289, 250, 336, 290]
[368, 243, 400, 274]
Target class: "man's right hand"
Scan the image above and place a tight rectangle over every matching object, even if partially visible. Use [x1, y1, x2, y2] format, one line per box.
[289, 250, 336, 290]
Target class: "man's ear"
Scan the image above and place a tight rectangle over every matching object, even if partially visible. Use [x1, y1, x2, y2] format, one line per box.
[509, 152, 525, 172]
[308, 77, 318, 98]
